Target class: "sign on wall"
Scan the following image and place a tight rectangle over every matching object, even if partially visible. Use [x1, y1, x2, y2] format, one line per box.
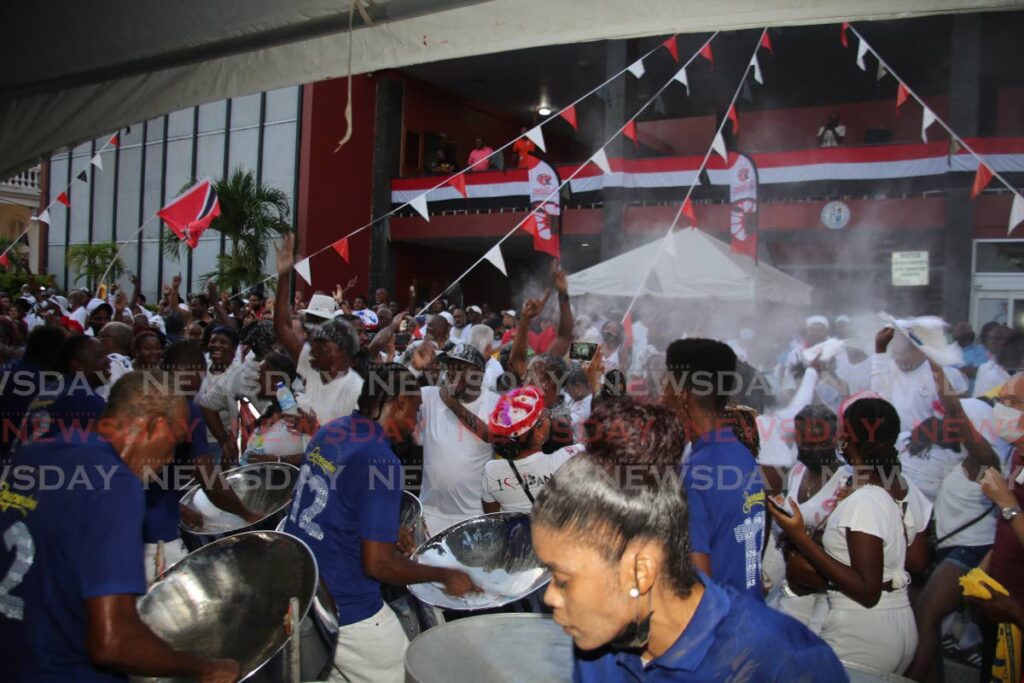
[892, 251, 929, 286]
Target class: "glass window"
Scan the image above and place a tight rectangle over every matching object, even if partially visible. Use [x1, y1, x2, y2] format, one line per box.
[976, 242, 1024, 274]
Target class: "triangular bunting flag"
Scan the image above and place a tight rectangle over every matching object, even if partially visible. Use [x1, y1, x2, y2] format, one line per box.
[760, 32, 773, 54]
[921, 107, 937, 143]
[623, 120, 639, 146]
[483, 244, 507, 276]
[751, 54, 763, 84]
[663, 36, 679, 62]
[560, 106, 578, 130]
[663, 229, 677, 256]
[740, 81, 754, 103]
[76, 170, 88, 183]
[108, 133, 120, 147]
[627, 59, 645, 79]
[33, 209, 50, 224]
[90, 154, 104, 171]
[294, 257, 312, 285]
[448, 173, 468, 198]
[971, 162, 994, 199]
[0, 253, 9, 268]
[410, 193, 430, 222]
[672, 66, 690, 95]
[727, 105, 739, 135]
[877, 62, 888, 81]
[525, 126, 547, 153]
[896, 83, 910, 110]
[856, 38, 869, 71]
[590, 148, 613, 175]
[332, 237, 350, 263]
[57, 192, 70, 207]
[840, 22, 850, 48]
[1009, 194, 1024, 236]
[699, 43, 714, 67]
[711, 131, 728, 162]
[682, 197, 697, 226]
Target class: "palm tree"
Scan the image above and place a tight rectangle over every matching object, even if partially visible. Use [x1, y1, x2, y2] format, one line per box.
[164, 169, 293, 292]
[67, 242, 124, 290]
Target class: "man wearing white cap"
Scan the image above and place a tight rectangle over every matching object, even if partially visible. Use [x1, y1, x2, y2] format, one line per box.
[779, 316, 833, 399]
[448, 307, 472, 345]
[466, 305, 483, 326]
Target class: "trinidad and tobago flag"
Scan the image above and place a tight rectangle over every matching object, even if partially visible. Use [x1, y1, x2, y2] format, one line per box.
[157, 180, 220, 248]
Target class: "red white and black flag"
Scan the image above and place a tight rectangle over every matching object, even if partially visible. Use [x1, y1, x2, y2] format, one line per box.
[157, 180, 221, 248]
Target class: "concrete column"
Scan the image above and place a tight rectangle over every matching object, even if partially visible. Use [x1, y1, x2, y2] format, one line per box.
[600, 40, 629, 262]
[370, 77, 404, 296]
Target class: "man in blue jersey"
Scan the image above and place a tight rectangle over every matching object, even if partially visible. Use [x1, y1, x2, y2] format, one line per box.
[0, 325, 66, 459]
[285, 363, 477, 683]
[665, 338, 767, 601]
[0, 371, 239, 682]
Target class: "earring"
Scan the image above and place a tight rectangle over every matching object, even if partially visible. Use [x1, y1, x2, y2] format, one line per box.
[629, 587, 640, 599]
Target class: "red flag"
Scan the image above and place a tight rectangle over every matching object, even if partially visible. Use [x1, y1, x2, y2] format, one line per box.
[840, 22, 850, 48]
[896, 83, 910, 111]
[663, 36, 679, 62]
[971, 162, 994, 199]
[57, 191, 70, 207]
[699, 43, 714, 67]
[622, 312, 634, 350]
[108, 133, 120, 147]
[727, 105, 739, 135]
[524, 212, 560, 259]
[448, 173, 468, 198]
[761, 32, 773, 54]
[682, 197, 697, 226]
[559, 106, 578, 131]
[332, 237, 350, 262]
[0, 253, 9, 268]
[623, 120, 638, 146]
[157, 179, 221, 248]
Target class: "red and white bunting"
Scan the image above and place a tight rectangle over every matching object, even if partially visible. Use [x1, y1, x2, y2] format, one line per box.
[560, 106, 578, 130]
[1009, 194, 1024, 236]
[33, 209, 50, 224]
[525, 125, 547, 153]
[877, 62, 888, 82]
[699, 43, 714, 67]
[294, 257, 312, 285]
[590, 148, 613, 175]
[896, 83, 910, 111]
[623, 120, 639, 145]
[921, 108, 937, 143]
[727, 105, 739, 135]
[627, 59, 645, 79]
[448, 173, 468, 198]
[971, 162, 993, 199]
[483, 244, 507, 276]
[663, 36, 679, 62]
[760, 32, 773, 54]
[840, 22, 850, 48]
[751, 54, 763, 85]
[409, 193, 430, 221]
[90, 154, 104, 171]
[332, 237, 350, 263]
[672, 66, 690, 95]
[57, 191, 70, 207]
[682, 197, 697, 226]
[856, 38, 869, 71]
[711, 131, 728, 162]
[108, 133, 120, 147]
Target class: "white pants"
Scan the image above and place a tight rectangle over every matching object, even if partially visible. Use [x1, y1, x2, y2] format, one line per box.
[777, 585, 830, 635]
[820, 589, 917, 674]
[143, 539, 189, 585]
[329, 603, 408, 683]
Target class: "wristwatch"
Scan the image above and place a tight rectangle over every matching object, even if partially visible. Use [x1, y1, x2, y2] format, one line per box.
[1002, 505, 1022, 521]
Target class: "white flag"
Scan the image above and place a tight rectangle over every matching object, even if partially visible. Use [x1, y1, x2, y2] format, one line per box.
[33, 209, 50, 224]
[751, 55, 763, 85]
[921, 107, 937, 143]
[856, 38, 869, 71]
[711, 131, 728, 163]
[483, 244, 507, 276]
[590, 148, 613, 175]
[627, 59, 645, 79]
[673, 66, 689, 95]
[294, 257, 312, 285]
[877, 62, 888, 81]
[525, 125, 547, 153]
[90, 154, 104, 171]
[410, 193, 430, 222]
[1010, 194, 1024, 236]
[663, 229, 677, 256]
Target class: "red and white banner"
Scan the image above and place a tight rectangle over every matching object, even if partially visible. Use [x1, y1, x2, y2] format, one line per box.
[528, 157, 561, 215]
[157, 180, 220, 248]
[728, 153, 758, 260]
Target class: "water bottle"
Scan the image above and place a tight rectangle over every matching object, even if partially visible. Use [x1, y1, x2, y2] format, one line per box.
[276, 381, 298, 415]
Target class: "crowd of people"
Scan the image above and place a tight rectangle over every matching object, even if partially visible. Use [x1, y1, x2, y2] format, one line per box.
[0, 232, 1022, 682]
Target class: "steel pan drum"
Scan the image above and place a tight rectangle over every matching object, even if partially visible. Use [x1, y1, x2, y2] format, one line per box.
[409, 512, 549, 611]
[179, 462, 298, 551]
[405, 613, 571, 683]
[400, 490, 427, 547]
[133, 531, 318, 682]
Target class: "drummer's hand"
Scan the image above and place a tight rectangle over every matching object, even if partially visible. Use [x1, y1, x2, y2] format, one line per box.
[397, 526, 417, 556]
[198, 658, 241, 683]
[179, 503, 204, 531]
[282, 407, 320, 436]
[441, 569, 481, 597]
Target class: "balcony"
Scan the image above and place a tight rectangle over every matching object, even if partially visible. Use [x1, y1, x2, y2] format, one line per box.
[0, 166, 42, 208]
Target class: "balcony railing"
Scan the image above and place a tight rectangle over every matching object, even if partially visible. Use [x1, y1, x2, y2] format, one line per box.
[0, 166, 41, 196]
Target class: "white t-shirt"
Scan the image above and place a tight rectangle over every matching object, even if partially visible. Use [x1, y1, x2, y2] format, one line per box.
[899, 445, 962, 504]
[449, 326, 472, 345]
[416, 386, 501, 534]
[296, 344, 364, 425]
[935, 464, 997, 549]
[823, 485, 909, 589]
[241, 416, 305, 465]
[198, 361, 245, 443]
[565, 393, 593, 442]
[100, 353, 134, 399]
[973, 359, 1008, 397]
[481, 445, 582, 513]
[871, 354, 968, 433]
[788, 464, 850, 531]
[482, 357, 504, 393]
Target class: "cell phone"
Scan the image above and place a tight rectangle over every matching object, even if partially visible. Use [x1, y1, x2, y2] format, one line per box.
[395, 333, 411, 349]
[569, 342, 599, 362]
[767, 496, 794, 518]
[399, 318, 410, 333]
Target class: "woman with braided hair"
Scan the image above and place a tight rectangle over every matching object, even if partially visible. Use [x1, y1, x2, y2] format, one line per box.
[771, 396, 918, 674]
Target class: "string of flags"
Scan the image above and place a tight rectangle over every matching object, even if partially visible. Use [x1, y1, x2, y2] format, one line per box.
[842, 22, 1024, 236]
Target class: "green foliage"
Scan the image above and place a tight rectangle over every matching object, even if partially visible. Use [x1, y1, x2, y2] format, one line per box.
[163, 169, 293, 293]
[66, 242, 124, 290]
[0, 271, 56, 297]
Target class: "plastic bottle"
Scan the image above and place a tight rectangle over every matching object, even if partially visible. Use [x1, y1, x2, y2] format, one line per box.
[276, 381, 298, 415]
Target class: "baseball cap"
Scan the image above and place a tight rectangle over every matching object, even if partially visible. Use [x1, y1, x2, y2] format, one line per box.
[438, 343, 485, 371]
[502, 309, 516, 318]
[467, 305, 482, 315]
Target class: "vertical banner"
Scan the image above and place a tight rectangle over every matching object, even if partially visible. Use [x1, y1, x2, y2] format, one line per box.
[728, 152, 759, 261]
[527, 156, 562, 258]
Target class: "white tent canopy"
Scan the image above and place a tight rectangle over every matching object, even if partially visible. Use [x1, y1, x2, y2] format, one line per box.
[1, 0, 1017, 178]
[567, 227, 813, 305]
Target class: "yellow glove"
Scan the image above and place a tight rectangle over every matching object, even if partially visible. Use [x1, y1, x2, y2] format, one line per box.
[959, 567, 1010, 600]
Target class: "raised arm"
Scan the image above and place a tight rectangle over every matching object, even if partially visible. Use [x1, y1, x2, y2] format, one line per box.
[929, 360, 1001, 480]
[547, 265, 574, 359]
[272, 234, 303, 362]
[206, 280, 235, 329]
[509, 291, 550, 379]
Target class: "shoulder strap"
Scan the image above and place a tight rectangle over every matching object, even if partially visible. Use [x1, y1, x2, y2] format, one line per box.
[934, 504, 996, 547]
[505, 457, 535, 504]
